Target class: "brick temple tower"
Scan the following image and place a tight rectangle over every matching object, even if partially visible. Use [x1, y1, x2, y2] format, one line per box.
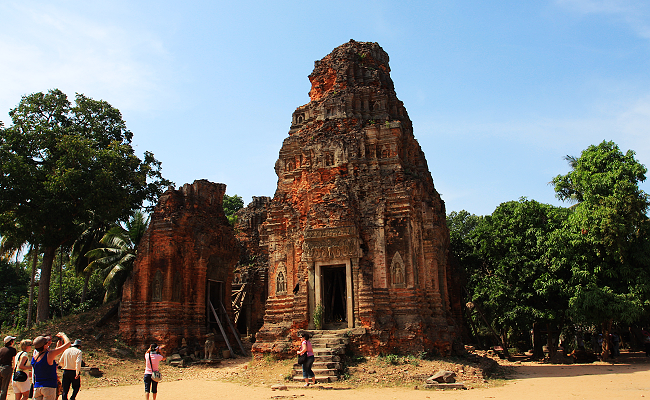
[252, 40, 460, 356]
[120, 180, 240, 350]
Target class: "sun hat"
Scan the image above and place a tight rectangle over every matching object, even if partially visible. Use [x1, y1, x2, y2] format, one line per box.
[3, 336, 15, 344]
[72, 340, 81, 347]
[33, 336, 48, 348]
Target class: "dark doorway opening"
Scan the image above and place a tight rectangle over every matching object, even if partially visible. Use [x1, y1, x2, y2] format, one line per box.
[322, 265, 346, 328]
[207, 280, 225, 333]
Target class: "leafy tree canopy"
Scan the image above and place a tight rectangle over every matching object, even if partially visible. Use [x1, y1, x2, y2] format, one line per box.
[0, 89, 171, 321]
[0, 89, 170, 247]
[223, 194, 244, 226]
[553, 141, 650, 326]
[0, 259, 29, 328]
[468, 199, 571, 332]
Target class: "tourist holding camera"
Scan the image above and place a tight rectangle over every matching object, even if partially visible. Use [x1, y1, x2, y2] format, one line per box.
[144, 344, 165, 400]
[31, 332, 70, 400]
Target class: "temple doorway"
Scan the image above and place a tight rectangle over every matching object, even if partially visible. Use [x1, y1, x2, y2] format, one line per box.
[207, 280, 226, 331]
[322, 264, 347, 329]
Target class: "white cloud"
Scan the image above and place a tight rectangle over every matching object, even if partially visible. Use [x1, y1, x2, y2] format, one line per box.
[0, 3, 171, 123]
[420, 88, 650, 165]
[555, 0, 650, 39]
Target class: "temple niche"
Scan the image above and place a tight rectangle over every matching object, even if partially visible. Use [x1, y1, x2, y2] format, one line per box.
[252, 40, 462, 356]
[120, 180, 240, 350]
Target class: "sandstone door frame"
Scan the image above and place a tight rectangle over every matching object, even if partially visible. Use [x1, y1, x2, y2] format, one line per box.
[206, 279, 225, 329]
[314, 259, 354, 329]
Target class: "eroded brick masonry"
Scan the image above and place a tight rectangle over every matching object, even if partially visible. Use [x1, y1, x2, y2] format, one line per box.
[252, 40, 462, 356]
[120, 180, 239, 350]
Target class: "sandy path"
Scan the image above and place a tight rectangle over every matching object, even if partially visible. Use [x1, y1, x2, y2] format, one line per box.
[77, 355, 650, 400]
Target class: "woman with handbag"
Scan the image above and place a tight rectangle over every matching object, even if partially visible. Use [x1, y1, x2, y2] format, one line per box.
[144, 344, 165, 400]
[297, 333, 315, 387]
[11, 340, 32, 400]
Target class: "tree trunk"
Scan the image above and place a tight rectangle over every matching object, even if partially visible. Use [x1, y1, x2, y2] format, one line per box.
[601, 320, 612, 361]
[81, 271, 90, 304]
[59, 249, 63, 317]
[547, 323, 557, 358]
[465, 308, 484, 349]
[500, 330, 511, 359]
[36, 246, 56, 323]
[532, 322, 544, 360]
[26, 243, 39, 328]
[472, 303, 504, 350]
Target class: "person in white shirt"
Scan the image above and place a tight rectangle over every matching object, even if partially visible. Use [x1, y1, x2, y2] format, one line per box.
[58, 340, 82, 400]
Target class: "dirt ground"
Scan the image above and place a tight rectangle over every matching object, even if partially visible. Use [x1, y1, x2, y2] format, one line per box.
[64, 350, 650, 400]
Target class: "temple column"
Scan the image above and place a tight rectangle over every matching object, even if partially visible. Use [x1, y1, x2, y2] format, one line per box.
[307, 262, 315, 329]
[314, 262, 322, 310]
[346, 259, 354, 328]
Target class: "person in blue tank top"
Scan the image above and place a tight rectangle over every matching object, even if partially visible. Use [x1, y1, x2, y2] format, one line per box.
[31, 332, 70, 400]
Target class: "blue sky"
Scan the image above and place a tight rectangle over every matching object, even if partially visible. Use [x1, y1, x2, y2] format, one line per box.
[2, 0, 649, 216]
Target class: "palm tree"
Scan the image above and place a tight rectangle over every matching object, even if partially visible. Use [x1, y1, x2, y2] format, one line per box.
[70, 226, 108, 303]
[85, 211, 149, 302]
[0, 234, 26, 263]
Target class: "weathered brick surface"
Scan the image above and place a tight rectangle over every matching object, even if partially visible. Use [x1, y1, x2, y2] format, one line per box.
[252, 40, 462, 357]
[232, 197, 271, 336]
[120, 180, 239, 351]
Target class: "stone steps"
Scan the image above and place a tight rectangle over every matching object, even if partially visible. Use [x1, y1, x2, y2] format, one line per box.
[292, 330, 351, 383]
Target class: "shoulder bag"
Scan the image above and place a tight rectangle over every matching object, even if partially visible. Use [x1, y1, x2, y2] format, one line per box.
[149, 353, 163, 382]
[13, 351, 28, 382]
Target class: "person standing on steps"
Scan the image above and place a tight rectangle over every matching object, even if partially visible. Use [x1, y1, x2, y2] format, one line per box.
[58, 340, 82, 400]
[297, 332, 315, 387]
[0, 336, 17, 400]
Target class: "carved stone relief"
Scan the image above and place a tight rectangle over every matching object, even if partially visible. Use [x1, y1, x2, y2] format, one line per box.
[152, 270, 163, 302]
[391, 252, 406, 288]
[276, 262, 287, 295]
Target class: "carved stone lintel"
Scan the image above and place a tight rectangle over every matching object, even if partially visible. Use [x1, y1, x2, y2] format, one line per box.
[304, 226, 357, 240]
[302, 237, 361, 262]
[302, 226, 362, 262]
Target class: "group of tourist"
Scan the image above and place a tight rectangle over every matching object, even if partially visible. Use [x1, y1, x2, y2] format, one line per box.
[0, 332, 82, 400]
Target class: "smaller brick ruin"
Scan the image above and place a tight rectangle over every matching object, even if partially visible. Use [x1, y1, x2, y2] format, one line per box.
[120, 180, 240, 350]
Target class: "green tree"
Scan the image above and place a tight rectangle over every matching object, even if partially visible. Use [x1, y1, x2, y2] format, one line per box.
[0, 258, 30, 328]
[447, 210, 482, 269]
[48, 257, 104, 317]
[70, 226, 108, 303]
[461, 199, 571, 358]
[85, 211, 149, 301]
[223, 194, 244, 226]
[553, 141, 650, 359]
[0, 89, 171, 322]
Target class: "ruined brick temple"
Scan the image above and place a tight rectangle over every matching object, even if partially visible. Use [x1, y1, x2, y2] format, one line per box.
[120, 180, 240, 349]
[252, 40, 461, 356]
[119, 40, 462, 356]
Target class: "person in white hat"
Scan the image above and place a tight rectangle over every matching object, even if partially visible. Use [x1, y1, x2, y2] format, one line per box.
[58, 340, 82, 400]
[0, 336, 17, 400]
